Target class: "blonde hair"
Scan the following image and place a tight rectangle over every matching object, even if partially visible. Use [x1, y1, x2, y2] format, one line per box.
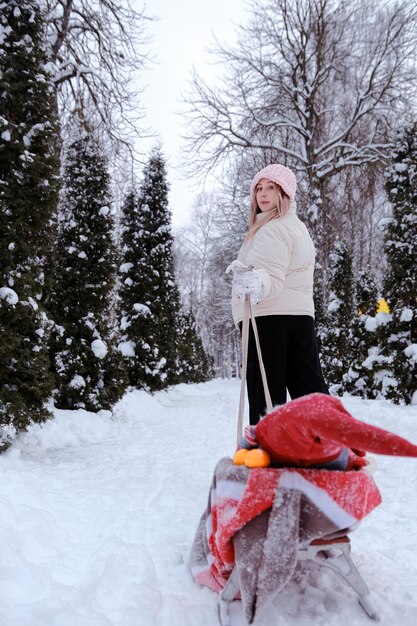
[246, 183, 291, 240]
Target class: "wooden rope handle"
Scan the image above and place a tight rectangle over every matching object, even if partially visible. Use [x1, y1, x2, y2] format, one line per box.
[236, 296, 273, 446]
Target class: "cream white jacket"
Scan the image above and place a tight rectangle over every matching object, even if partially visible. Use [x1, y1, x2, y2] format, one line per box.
[231, 202, 316, 324]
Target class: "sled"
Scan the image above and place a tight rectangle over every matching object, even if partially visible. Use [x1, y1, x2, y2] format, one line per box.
[190, 454, 381, 625]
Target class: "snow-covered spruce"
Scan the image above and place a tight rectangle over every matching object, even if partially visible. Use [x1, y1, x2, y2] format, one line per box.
[320, 240, 355, 393]
[117, 147, 211, 391]
[46, 125, 127, 411]
[176, 310, 213, 383]
[366, 122, 417, 404]
[0, 0, 59, 439]
[342, 269, 380, 398]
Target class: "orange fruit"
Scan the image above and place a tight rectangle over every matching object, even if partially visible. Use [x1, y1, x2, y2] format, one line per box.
[244, 448, 271, 468]
[233, 448, 249, 465]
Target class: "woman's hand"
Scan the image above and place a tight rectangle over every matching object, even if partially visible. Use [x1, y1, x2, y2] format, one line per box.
[227, 260, 262, 304]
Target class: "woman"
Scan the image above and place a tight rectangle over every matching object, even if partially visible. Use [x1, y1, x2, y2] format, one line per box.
[228, 164, 329, 425]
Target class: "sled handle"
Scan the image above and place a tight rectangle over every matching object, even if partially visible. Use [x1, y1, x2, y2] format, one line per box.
[237, 296, 273, 446]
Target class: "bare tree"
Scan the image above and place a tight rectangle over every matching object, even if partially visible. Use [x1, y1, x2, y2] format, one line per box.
[174, 191, 242, 377]
[175, 193, 217, 319]
[183, 0, 417, 263]
[42, 0, 152, 155]
[330, 160, 388, 274]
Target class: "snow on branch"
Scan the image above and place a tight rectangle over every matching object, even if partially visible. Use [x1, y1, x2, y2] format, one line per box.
[42, 0, 153, 153]
[182, 0, 417, 185]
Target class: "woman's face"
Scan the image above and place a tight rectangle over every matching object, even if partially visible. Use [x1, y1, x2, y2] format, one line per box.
[255, 178, 278, 212]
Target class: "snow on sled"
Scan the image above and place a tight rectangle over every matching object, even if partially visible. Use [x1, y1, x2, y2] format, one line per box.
[189, 393, 417, 625]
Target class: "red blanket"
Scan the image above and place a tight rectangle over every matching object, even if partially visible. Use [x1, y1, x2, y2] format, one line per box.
[190, 456, 381, 623]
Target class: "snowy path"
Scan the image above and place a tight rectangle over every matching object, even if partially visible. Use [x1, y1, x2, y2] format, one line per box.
[1, 380, 417, 625]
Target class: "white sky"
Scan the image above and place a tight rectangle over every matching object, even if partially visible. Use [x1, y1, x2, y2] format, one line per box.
[137, 0, 247, 228]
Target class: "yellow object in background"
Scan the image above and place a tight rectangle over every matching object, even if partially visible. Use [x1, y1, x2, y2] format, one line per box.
[377, 298, 390, 314]
[358, 298, 390, 316]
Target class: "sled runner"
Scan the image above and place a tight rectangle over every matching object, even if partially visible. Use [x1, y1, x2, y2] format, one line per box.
[299, 536, 379, 620]
[219, 536, 379, 625]
[219, 535, 379, 626]
[190, 296, 417, 625]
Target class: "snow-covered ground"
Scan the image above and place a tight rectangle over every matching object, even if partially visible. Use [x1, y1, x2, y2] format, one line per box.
[1, 379, 417, 626]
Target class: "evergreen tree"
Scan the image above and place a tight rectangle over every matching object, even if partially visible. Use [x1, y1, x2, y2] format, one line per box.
[320, 241, 355, 393]
[0, 0, 59, 445]
[368, 123, 417, 404]
[47, 126, 127, 411]
[342, 269, 380, 397]
[118, 189, 160, 388]
[176, 310, 213, 383]
[118, 148, 199, 390]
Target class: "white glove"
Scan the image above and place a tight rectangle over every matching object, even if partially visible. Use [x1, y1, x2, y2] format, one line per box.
[226, 260, 262, 305]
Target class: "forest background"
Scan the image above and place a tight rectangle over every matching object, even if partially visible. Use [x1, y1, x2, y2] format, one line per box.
[1, 0, 416, 451]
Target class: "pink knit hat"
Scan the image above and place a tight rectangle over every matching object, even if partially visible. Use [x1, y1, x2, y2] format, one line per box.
[250, 164, 297, 201]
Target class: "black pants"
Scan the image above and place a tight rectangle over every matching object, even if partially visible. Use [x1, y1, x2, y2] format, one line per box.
[244, 315, 329, 425]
